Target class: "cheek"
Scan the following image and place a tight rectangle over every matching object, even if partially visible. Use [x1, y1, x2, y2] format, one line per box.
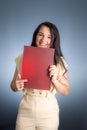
[36, 36, 40, 43]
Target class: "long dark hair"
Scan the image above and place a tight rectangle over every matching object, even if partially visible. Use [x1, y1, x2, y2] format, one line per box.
[31, 21, 66, 71]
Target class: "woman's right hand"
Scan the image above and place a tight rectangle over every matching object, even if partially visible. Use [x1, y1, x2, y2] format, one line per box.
[15, 74, 28, 91]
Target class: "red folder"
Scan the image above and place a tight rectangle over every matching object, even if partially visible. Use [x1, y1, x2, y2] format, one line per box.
[21, 46, 54, 90]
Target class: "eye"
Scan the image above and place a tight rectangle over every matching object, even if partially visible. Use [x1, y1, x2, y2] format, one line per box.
[48, 35, 52, 39]
[37, 32, 43, 36]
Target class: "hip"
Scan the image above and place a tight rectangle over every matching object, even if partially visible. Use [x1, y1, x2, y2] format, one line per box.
[18, 88, 59, 113]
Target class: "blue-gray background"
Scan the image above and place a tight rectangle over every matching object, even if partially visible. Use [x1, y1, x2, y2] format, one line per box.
[0, 0, 87, 130]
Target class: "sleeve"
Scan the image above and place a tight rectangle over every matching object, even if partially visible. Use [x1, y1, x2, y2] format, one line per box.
[57, 57, 68, 80]
[15, 54, 23, 74]
[50, 57, 68, 94]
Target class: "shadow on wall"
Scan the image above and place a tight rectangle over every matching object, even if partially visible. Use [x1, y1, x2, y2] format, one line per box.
[0, 123, 15, 130]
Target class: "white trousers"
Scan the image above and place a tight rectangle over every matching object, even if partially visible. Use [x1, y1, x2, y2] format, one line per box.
[15, 89, 59, 130]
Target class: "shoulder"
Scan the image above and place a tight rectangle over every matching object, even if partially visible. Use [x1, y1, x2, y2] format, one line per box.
[60, 56, 68, 69]
[15, 54, 23, 63]
[57, 56, 68, 77]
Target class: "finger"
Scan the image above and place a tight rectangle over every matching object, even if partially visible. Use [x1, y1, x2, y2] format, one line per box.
[49, 66, 56, 71]
[16, 79, 28, 85]
[49, 72, 54, 77]
[20, 83, 24, 88]
[16, 73, 21, 80]
[18, 73, 21, 80]
[22, 79, 28, 82]
[18, 86, 24, 90]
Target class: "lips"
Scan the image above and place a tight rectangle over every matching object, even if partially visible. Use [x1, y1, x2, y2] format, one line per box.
[39, 42, 47, 48]
[40, 44, 47, 47]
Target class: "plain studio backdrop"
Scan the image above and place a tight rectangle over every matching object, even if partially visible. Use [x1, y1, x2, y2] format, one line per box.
[0, 0, 87, 130]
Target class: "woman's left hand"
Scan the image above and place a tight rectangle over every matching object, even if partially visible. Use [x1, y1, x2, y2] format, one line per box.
[49, 65, 58, 84]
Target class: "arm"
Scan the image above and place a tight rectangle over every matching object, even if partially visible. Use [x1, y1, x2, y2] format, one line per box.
[10, 68, 28, 92]
[49, 65, 70, 96]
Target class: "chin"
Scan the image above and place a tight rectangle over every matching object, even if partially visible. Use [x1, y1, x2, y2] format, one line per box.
[38, 45, 48, 48]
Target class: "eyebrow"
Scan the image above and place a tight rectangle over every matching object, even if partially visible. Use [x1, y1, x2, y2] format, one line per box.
[38, 32, 52, 37]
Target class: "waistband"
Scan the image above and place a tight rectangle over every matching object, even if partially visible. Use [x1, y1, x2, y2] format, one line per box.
[23, 88, 52, 98]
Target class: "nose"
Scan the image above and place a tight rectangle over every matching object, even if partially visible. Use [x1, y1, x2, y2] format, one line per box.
[41, 36, 47, 42]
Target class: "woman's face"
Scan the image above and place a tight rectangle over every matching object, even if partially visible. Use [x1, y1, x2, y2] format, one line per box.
[36, 25, 52, 48]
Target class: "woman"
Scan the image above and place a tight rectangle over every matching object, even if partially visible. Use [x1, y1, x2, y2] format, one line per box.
[11, 21, 70, 130]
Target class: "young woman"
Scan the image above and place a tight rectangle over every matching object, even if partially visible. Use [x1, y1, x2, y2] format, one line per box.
[11, 21, 70, 130]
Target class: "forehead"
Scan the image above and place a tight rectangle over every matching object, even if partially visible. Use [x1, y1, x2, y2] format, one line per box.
[38, 25, 51, 34]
